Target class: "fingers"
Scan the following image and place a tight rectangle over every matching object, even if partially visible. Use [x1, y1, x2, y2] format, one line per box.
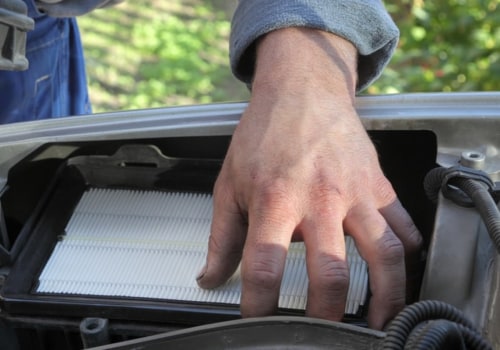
[240, 188, 298, 317]
[302, 207, 349, 321]
[201, 178, 418, 330]
[380, 201, 422, 259]
[196, 181, 246, 289]
[380, 201, 423, 303]
[345, 204, 406, 330]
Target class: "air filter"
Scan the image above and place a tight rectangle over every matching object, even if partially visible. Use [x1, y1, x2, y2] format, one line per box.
[36, 187, 367, 314]
[1, 144, 368, 325]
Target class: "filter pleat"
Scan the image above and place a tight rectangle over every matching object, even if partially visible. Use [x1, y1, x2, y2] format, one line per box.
[37, 188, 368, 314]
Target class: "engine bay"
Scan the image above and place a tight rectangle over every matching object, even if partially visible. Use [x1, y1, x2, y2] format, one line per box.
[0, 94, 498, 349]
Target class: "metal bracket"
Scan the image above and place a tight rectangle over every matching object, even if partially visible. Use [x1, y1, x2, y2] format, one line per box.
[419, 193, 499, 346]
[0, 0, 34, 71]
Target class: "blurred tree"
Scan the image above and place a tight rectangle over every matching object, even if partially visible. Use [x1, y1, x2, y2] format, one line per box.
[79, 1, 249, 112]
[79, 1, 499, 112]
[370, 0, 500, 94]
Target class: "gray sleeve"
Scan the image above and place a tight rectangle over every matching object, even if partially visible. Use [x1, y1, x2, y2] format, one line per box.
[230, 0, 399, 91]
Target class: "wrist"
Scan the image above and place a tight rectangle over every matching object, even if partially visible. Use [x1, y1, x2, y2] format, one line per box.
[251, 28, 358, 103]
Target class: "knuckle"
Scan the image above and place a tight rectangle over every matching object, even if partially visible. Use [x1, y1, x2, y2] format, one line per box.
[385, 290, 406, 307]
[254, 178, 291, 204]
[374, 176, 397, 202]
[208, 233, 223, 253]
[207, 231, 241, 260]
[207, 232, 225, 254]
[308, 182, 345, 216]
[404, 224, 423, 254]
[375, 232, 405, 267]
[313, 184, 343, 206]
[213, 178, 235, 205]
[252, 179, 298, 219]
[306, 255, 349, 321]
[311, 170, 344, 198]
[243, 250, 283, 291]
[314, 255, 350, 292]
[243, 265, 282, 291]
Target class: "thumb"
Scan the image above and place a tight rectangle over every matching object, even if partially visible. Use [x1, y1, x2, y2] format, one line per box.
[196, 185, 246, 289]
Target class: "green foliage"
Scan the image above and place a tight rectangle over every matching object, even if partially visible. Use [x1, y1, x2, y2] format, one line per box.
[128, 9, 232, 108]
[370, 0, 500, 94]
[78, 1, 248, 112]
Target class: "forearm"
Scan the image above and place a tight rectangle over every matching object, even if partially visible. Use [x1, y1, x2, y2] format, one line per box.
[231, 0, 398, 91]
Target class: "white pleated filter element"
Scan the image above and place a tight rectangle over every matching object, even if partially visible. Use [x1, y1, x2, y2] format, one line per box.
[36, 188, 368, 314]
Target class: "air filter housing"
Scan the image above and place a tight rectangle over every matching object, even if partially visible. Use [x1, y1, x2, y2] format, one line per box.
[1, 144, 368, 325]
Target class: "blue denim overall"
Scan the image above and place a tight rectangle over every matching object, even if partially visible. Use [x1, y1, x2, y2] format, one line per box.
[0, 0, 90, 123]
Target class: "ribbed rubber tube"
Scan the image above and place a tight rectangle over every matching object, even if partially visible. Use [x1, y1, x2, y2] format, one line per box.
[423, 167, 500, 254]
[382, 300, 492, 350]
[404, 319, 466, 350]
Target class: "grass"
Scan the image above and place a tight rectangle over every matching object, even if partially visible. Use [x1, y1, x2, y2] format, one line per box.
[78, 0, 249, 113]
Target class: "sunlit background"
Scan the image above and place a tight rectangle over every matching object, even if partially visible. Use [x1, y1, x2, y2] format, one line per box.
[78, 0, 499, 113]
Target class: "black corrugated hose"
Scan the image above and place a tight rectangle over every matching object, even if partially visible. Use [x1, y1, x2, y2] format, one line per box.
[380, 166, 499, 349]
[403, 319, 466, 350]
[423, 166, 500, 254]
[382, 300, 492, 350]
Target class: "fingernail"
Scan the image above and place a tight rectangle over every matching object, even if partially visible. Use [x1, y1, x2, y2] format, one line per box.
[196, 264, 207, 281]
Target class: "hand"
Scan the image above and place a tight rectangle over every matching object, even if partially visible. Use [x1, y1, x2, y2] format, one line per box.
[197, 28, 422, 329]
